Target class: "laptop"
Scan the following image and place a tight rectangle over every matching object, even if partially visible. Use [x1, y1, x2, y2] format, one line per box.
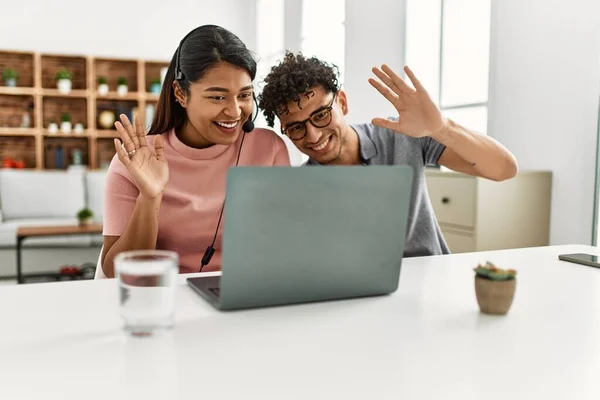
[187, 165, 414, 311]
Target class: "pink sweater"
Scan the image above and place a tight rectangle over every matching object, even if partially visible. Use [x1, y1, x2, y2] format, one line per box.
[103, 128, 290, 273]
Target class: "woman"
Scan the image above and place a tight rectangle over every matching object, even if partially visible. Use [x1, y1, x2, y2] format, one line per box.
[101, 25, 290, 277]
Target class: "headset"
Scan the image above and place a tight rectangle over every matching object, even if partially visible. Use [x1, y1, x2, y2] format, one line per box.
[173, 27, 258, 271]
[174, 26, 257, 134]
[199, 98, 257, 272]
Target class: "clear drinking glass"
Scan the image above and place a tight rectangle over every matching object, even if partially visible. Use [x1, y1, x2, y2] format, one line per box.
[114, 250, 179, 336]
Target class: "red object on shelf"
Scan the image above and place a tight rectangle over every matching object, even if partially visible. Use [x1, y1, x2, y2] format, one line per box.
[14, 160, 25, 169]
[2, 158, 14, 168]
[59, 266, 80, 275]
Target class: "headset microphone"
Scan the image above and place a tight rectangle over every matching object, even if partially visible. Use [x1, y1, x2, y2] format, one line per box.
[241, 119, 254, 133]
[241, 94, 258, 133]
[199, 94, 259, 272]
[176, 27, 260, 272]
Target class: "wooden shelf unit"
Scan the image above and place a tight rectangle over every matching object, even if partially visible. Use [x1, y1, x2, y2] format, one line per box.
[0, 50, 168, 170]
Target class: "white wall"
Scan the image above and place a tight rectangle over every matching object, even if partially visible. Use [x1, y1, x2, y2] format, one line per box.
[0, 0, 255, 60]
[344, 0, 407, 124]
[488, 0, 600, 246]
[4, 0, 600, 246]
[343, 0, 600, 246]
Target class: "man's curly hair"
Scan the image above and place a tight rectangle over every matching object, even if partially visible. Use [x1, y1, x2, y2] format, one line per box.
[258, 52, 340, 127]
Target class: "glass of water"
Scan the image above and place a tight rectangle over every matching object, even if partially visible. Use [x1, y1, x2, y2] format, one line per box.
[114, 250, 178, 336]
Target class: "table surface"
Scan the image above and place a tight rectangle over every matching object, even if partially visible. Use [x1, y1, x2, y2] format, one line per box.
[16, 223, 103, 238]
[1, 244, 600, 399]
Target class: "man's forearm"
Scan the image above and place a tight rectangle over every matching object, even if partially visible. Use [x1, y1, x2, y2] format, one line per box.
[432, 118, 518, 181]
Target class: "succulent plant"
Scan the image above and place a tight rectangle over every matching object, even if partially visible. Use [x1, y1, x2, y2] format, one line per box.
[117, 77, 127, 86]
[97, 76, 108, 84]
[474, 261, 517, 281]
[77, 207, 93, 220]
[56, 69, 73, 81]
[3, 68, 18, 80]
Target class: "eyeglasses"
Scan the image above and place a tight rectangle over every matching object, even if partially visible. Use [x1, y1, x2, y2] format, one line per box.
[281, 94, 337, 141]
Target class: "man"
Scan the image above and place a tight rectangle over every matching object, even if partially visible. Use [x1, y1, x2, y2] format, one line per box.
[258, 52, 518, 257]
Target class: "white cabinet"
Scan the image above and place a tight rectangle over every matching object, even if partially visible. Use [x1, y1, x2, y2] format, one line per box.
[425, 169, 552, 253]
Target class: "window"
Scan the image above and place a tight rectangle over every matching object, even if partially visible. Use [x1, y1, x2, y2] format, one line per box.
[301, 0, 346, 85]
[255, 0, 285, 130]
[256, 0, 312, 165]
[406, 0, 491, 134]
[255, 0, 346, 165]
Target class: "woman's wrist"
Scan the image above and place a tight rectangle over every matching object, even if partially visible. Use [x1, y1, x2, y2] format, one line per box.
[137, 193, 162, 209]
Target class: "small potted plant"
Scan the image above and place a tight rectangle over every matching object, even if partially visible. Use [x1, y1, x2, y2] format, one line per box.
[2, 68, 18, 87]
[150, 78, 161, 94]
[97, 76, 109, 96]
[56, 69, 73, 94]
[77, 207, 94, 226]
[74, 122, 84, 135]
[47, 121, 58, 134]
[60, 113, 72, 134]
[117, 77, 128, 96]
[474, 262, 517, 315]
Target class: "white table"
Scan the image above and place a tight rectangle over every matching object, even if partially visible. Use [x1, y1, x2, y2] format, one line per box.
[1, 244, 600, 399]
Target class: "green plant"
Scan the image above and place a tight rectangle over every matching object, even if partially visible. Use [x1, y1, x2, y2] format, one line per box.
[151, 78, 161, 85]
[61, 113, 71, 122]
[56, 69, 72, 81]
[474, 262, 517, 281]
[97, 76, 107, 85]
[2, 68, 18, 80]
[77, 207, 93, 220]
[117, 77, 127, 86]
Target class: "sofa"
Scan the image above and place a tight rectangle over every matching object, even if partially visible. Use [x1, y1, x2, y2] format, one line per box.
[0, 168, 106, 279]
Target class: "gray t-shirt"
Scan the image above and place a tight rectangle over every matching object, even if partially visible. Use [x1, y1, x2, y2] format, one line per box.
[306, 122, 451, 257]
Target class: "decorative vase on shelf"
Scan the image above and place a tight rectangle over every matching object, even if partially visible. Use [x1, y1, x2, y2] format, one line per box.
[117, 77, 128, 96]
[117, 85, 128, 96]
[58, 79, 72, 94]
[61, 121, 72, 134]
[20, 112, 31, 128]
[150, 79, 161, 94]
[71, 148, 83, 165]
[74, 123, 84, 135]
[55, 145, 63, 169]
[48, 123, 58, 134]
[99, 110, 116, 129]
[97, 77, 109, 96]
[56, 69, 73, 94]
